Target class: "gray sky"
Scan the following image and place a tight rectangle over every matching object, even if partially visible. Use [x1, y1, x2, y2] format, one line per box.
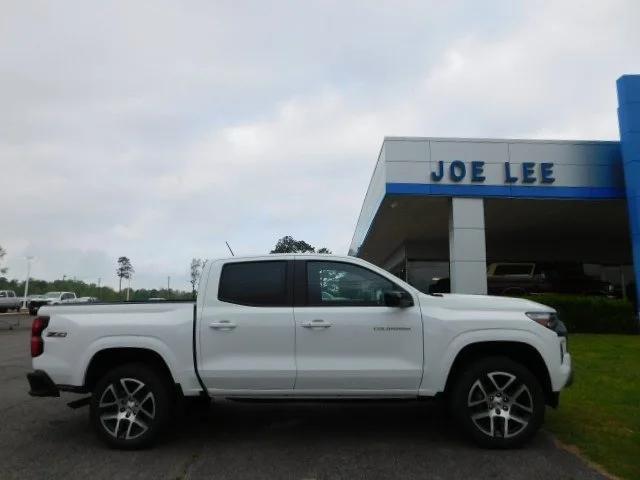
[1, 0, 638, 290]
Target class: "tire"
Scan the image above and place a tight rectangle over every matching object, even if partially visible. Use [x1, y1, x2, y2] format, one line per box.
[90, 363, 172, 449]
[451, 356, 545, 449]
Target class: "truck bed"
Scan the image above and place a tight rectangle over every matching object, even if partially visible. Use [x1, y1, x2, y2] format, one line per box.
[35, 301, 198, 393]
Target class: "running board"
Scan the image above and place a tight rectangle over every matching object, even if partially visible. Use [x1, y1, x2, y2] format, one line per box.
[67, 396, 91, 409]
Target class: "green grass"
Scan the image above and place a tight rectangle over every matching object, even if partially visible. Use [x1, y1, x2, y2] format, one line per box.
[546, 334, 640, 479]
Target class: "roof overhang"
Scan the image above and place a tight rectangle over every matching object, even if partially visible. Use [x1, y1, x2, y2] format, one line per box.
[350, 137, 625, 259]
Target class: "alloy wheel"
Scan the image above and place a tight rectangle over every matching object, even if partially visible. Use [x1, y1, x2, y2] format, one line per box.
[466, 371, 533, 438]
[98, 377, 156, 440]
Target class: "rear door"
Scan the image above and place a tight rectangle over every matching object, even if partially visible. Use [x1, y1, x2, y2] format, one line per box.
[293, 259, 423, 394]
[198, 259, 296, 392]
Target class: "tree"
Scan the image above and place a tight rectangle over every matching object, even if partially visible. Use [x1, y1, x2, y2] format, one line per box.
[0, 245, 6, 275]
[270, 236, 332, 254]
[190, 258, 203, 297]
[116, 256, 134, 293]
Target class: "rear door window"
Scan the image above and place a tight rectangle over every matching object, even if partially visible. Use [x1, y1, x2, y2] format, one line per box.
[218, 261, 290, 307]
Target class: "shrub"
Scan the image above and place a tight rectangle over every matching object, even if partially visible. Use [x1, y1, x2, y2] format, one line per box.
[525, 294, 638, 334]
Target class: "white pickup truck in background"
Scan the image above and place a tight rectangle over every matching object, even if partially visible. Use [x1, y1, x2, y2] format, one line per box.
[27, 255, 572, 449]
[27, 291, 77, 315]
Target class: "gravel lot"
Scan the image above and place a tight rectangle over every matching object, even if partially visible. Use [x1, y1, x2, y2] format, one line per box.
[0, 313, 606, 480]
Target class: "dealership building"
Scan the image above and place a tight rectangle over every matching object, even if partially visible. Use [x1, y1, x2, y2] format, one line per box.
[350, 75, 640, 303]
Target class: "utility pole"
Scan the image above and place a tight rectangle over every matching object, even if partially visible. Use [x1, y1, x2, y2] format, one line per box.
[167, 276, 171, 292]
[22, 256, 34, 309]
[126, 276, 131, 301]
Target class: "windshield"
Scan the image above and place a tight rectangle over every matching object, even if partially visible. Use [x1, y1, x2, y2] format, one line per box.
[44, 292, 61, 298]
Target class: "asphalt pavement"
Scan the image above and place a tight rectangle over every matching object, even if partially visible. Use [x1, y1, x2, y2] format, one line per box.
[0, 313, 607, 480]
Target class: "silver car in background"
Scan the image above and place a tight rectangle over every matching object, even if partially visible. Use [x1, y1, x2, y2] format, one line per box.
[0, 290, 21, 313]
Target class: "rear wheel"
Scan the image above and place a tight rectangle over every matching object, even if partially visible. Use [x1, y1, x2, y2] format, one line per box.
[90, 363, 171, 449]
[451, 356, 545, 448]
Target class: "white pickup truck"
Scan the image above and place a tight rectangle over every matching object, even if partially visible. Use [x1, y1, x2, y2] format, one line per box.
[27, 255, 572, 449]
[27, 291, 77, 315]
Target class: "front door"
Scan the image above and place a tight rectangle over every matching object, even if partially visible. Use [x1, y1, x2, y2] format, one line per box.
[294, 260, 423, 394]
[199, 259, 296, 392]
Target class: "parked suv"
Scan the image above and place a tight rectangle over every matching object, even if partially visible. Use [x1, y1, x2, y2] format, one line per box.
[430, 262, 614, 296]
[0, 290, 21, 312]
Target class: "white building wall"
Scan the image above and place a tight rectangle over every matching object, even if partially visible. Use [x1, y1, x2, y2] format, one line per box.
[381, 137, 623, 190]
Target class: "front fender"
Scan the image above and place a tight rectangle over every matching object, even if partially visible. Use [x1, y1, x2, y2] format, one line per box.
[420, 328, 557, 396]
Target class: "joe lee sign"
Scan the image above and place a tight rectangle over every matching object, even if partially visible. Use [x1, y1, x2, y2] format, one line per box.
[430, 160, 555, 184]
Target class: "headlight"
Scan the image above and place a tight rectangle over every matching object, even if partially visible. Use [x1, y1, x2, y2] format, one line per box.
[526, 311, 559, 329]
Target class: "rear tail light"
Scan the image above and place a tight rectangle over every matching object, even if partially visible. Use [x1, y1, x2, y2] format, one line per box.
[31, 316, 49, 357]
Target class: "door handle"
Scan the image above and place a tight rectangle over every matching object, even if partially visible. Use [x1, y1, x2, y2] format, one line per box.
[209, 320, 237, 330]
[301, 319, 332, 329]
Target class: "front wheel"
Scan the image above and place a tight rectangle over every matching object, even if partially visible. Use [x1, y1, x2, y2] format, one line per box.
[451, 356, 545, 448]
[90, 363, 171, 449]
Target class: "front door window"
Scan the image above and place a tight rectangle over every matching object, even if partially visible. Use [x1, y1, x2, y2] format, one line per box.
[306, 261, 397, 307]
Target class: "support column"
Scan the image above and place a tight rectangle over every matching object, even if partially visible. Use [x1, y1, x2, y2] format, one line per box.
[449, 197, 487, 295]
[617, 74, 640, 317]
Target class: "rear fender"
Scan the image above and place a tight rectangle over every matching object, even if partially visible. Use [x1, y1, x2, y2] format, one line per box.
[75, 336, 180, 387]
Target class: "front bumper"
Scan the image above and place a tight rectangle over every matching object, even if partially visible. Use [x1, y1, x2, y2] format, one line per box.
[565, 365, 574, 388]
[558, 348, 573, 389]
[27, 370, 60, 397]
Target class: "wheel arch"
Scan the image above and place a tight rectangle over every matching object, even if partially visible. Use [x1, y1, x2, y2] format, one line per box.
[443, 341, 556, 407]
[84, 347, 176, 393]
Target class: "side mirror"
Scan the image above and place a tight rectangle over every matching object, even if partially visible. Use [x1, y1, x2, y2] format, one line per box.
[384, 290, 414, 308]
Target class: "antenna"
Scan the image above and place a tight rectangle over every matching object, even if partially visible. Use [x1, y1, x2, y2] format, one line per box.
[225, 241, 235, 256]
